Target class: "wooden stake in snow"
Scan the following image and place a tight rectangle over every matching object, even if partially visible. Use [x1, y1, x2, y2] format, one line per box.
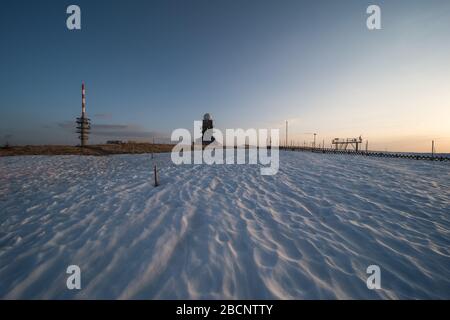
[154, 164, 159, 187]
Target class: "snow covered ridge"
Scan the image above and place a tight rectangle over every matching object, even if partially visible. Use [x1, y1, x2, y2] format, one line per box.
[0, 152, 449, 299]
[171, 147, 280, 176]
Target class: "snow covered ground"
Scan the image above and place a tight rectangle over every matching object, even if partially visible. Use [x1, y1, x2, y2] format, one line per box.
[0, 151, 449, 299]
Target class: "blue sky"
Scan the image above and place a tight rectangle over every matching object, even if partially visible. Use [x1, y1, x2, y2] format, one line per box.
[1, 0, 449, 152]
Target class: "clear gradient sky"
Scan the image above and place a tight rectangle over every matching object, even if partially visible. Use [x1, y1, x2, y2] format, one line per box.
[1, 0, 449, 152]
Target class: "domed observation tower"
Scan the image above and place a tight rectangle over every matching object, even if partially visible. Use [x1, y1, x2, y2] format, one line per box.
[202, 113, 215, 145]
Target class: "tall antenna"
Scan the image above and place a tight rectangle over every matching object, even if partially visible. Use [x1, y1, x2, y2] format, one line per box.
[76, 82, 91, 147]
[285, 120, 288, 148]
[82, 82, 86, 117]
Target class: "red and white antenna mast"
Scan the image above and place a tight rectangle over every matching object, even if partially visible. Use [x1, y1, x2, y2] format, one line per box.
[76, 82, 91, 147]
[81, 82, 86, 117]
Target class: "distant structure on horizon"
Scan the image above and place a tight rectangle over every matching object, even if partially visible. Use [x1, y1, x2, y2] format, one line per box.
[202, 113, 214, 145]
[76, 82, 91, 147]
[332, 136, 363, 151]
[106, 140, 124, 145]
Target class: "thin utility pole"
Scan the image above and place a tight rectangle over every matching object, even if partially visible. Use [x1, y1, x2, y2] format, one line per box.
[285, 121, 288, 149]
[432, 140, 435, 158]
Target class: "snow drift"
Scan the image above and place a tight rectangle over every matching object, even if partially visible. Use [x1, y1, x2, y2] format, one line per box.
[0, 151, 449, 299]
